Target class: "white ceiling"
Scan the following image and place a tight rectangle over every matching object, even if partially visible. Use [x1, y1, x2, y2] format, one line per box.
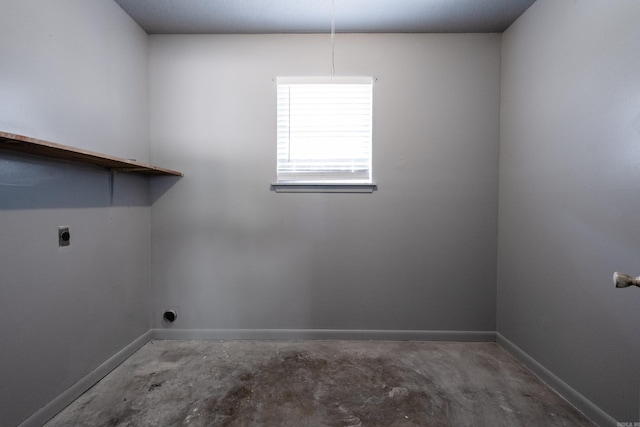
[113, 0, 537, 34]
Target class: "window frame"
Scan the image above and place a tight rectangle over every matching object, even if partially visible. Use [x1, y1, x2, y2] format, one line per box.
[273, 76, 376, 193]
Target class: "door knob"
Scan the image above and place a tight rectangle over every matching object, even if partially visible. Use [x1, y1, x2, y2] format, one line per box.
[613, 272, 640, 288]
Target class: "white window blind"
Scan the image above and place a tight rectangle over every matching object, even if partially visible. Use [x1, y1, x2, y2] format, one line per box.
[276, 76, 373, 184]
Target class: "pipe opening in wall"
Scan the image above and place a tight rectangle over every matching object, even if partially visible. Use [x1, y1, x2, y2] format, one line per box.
[163, 310, 177, 323]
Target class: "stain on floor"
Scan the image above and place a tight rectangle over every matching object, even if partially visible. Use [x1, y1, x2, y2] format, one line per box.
[45, 340, 595, 426]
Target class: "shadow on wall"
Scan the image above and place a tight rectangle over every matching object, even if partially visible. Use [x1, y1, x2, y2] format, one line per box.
[0, 151, 180, 209]
[150, 174, 182, 205]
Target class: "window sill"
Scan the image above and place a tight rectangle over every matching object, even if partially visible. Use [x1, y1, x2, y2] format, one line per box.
[271, 182, 377, 193]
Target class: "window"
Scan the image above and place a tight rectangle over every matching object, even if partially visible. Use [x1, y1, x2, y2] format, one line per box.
[274, 76, 374, 192]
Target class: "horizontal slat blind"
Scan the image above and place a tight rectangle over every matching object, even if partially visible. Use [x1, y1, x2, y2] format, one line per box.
[276, 78, 373, 183]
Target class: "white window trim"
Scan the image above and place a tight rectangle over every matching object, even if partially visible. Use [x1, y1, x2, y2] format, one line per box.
[274, 76, 376, 193]
[271, 182, 377, 193]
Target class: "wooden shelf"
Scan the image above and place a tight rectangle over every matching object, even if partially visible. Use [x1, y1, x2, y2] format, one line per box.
[0, 131, 183, 176]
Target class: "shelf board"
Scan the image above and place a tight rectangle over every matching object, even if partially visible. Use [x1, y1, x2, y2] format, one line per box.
[0, 131, 183, 176]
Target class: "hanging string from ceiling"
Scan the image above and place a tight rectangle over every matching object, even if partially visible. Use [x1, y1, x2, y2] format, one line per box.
[331, 0, 336, 77]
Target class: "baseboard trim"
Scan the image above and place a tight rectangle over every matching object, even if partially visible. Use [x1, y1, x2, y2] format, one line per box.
[18, 330, 152, 427]
[151, 328, 496, 342]
[496, 333, 617, 427]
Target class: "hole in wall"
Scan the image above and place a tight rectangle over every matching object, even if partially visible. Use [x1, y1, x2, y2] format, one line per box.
[163, 310, 177, 323]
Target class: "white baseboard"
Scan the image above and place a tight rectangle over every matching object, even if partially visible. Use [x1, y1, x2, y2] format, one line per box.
[18, 330, 152, 427]
[151, 328, 496, 342]
[496, 332, 617, 427]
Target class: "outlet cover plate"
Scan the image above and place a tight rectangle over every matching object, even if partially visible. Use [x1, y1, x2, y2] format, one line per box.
[58, 226, 70, 247]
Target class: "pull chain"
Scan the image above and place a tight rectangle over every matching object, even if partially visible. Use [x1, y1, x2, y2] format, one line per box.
[331, 0, 335, 77]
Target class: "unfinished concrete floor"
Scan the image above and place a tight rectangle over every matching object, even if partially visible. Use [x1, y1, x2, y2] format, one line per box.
[45, 340, 595, 426]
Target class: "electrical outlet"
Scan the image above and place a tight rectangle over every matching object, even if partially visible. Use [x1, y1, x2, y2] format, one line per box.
[58, 226, 70, 247]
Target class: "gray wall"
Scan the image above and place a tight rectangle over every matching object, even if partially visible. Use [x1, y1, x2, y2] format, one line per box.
[0, 1, 151, 426]
[498, 0, 640, 422]
[149, 34, 500, 333]
[9, 1, 638, 424]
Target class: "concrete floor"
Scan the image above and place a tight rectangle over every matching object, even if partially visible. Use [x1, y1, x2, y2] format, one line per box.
[46, 340, 595, 426]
